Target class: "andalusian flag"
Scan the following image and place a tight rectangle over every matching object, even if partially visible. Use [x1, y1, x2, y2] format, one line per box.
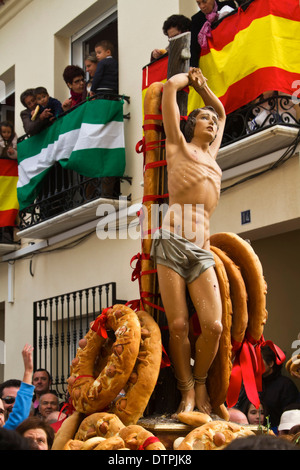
[0, 159, 19, 227]
[142, 0, 300, 116]
[189, 0, 300, 114]
[17, 99, 126, 210]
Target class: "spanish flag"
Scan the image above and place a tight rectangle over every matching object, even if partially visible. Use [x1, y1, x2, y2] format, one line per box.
[0, 159, 19, 227]
[189, 0, 300, 114]
[142, 55, 168, 113]
[142, 0, 300, 116]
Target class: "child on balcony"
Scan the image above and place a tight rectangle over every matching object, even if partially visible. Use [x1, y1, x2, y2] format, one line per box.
[20, 88, 53, 136]
[0, 121, 17, 160]
[33, 87, 63, 118]
[90, 40, 118, 96]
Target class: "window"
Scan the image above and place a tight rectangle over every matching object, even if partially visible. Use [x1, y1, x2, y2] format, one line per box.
[71, 8, 118, 75]
[0, 66, 15, 125]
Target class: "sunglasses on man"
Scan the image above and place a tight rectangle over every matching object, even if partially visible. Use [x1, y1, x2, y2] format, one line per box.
[2, 396, 16, 405]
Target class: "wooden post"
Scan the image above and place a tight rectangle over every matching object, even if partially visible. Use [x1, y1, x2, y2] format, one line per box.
[167, 31, 191, 117]
[146, 32, 193, 416]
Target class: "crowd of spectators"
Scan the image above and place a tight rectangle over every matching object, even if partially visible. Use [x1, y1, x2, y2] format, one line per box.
[0, 344, 69, 450]
[0, 340, 299, 450]
[18, 38, 118, 138]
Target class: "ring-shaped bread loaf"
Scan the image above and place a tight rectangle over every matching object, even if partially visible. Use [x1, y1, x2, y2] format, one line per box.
[118, 424, 166, 450]
[79, 437, 107, 450]
[75, 412, 125, 441]
[206, 251, 233, 411]
[210, 232, 267, 342]
[51, 410, 84, 450]
[93, 436, 126, 450]
[286, 354, 300, 378]
[63, 439, 85, 450]
[110, 310, 162, 425]
[177, 420, 255, 450]
[67, 304, 141, 414]
[210, 245, 248, 352]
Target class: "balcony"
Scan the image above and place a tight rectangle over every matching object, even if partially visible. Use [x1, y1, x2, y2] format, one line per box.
[218, 92, 300, 178]
[15, 94, 133, 241]
[17, 163, 132, 240]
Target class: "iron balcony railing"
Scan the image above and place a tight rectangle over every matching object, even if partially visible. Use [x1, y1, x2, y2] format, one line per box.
[18, 164, 132, 230]
[33, 282, 118, 400]
[222, 92, 300, 147]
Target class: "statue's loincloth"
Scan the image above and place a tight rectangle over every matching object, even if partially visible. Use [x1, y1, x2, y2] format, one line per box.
[150, 229, 215, 284]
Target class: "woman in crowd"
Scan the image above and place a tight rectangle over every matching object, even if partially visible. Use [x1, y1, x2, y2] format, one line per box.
[85, 52, 98, 95]
[16, 416, 55, 450]
[62, 65, 87, 112]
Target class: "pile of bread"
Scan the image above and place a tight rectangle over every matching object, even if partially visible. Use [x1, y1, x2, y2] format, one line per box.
[187, 231, 268, 415]
[52, 304, 166, 450]
[67, 305, 162, 423]
[52, 411, 166, 450]
[51, 409, 258, 450]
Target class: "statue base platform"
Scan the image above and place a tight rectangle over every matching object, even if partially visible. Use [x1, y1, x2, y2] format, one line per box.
[138, 415, 193, 450]
[138, 415, 274, 450]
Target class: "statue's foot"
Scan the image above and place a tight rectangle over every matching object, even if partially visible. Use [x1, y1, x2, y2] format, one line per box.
[171, 388, 195, 419]
[194, 381, 211, 415]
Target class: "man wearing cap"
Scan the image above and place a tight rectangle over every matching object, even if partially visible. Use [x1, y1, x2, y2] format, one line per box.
[278, 408, 300, 435]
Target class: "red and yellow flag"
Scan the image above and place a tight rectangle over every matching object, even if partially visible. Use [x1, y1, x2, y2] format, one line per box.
[142, 55, 168, 117]
[0, 159, 19, 227]
[142, 0, 300, 116]
[189, 0, 300, 114]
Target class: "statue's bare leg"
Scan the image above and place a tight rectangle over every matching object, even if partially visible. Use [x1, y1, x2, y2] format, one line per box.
[156, 264, 195, 417]
[187, 266, 223, 414]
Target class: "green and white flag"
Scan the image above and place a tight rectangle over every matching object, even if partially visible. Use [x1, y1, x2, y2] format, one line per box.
[17, 99, 126, 210]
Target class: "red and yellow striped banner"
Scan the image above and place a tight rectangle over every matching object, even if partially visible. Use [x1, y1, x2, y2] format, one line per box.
[189, 0, 300, 114]
[142, 55, 168, 116]
[0, 159, 19, 227]
[142, 0, 300, 116]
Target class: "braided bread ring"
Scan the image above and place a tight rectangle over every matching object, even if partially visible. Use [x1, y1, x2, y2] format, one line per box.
[63, 439, 84, 450]
[210, 245, 248, 350]
[51, 410, 84, 450]
[75, 412, 124, 441]
[206, 251, 233, 410]
[94, 436, 126, 450]
[177, 420, 254, 450]
[210, 232, 267, 342]
[67, 304, 141, 414]
[286, 354, 300, 378]
[110, 310, 162, 425]
[119, 424, 166, 450]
